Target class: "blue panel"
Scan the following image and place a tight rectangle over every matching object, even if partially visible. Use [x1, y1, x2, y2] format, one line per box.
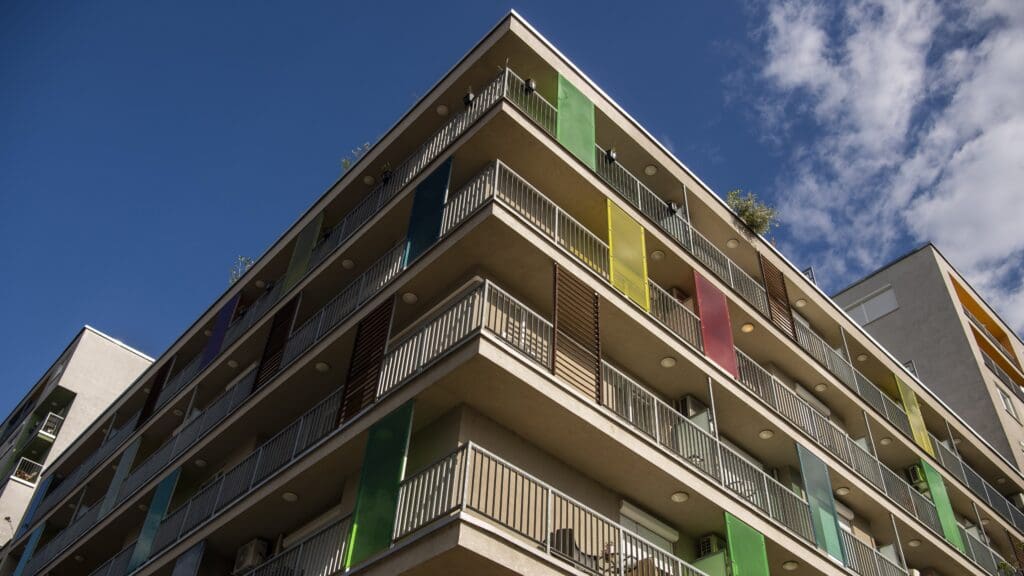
[170, 541, 205, 576]
[404, 158, 452, 264]
[15, 474, 51, 539]
[100, 438, 141, 518]
[797, 445, 845, 562]
[201, 294, 240, 368]
[12, 525, 43, 576]
[129, 469, 180, 571]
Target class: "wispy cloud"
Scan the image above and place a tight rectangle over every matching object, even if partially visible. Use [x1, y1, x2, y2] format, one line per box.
[747, 0, 1024, 332]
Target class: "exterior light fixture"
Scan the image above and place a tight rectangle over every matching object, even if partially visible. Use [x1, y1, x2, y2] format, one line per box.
[670, 491, 689, 503]
[726, 238, 740, 249]
[282, 492, 299, 503]
[74, 555, 85, 563]
[605, 148, 617, 163]
[227, 359, 239, 369]
[143, 387, 151, 393]
[907, 539, 921, 548]
[741, 323, 755, 334]
[782, 560, 799, 571]
[856, 353, 868, 362]
[254, 280, 266, 289]
[644, 165, 658, 176]
[814, 383, 828, 392]
[880, 437, 893, 446]
[402, 292, 419, 304]
[194, 459, 207, 468]
[997, 477, 1007, 485]
[758, 429, 775, 440]
[362, 175, 376, 185]
[660, 357, 677, 368]
[203, 329, 213, 337]
[138, 503, 149, 512]
[463, 89, 476, 107]
[794, 298, 807, 308]
[314, 362, 331, 373]
[172, 409, 184, 417]
[435, 104, 449, 116]
[525, 78, 537, 93]
[342, 259, 355, 270]
[650, 250, 665, 261]
[835, 486, 850, 496]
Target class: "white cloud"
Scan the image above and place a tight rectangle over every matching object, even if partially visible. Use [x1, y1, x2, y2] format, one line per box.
[752, 0, 1024, 333]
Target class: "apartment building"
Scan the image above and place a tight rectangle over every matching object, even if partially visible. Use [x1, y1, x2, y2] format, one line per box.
[0, 327, 151, 558]
[835, 245, 1024, 476]
[5, 12, 1024, 576]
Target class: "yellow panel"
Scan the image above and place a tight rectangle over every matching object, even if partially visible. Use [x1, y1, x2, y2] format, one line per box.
[607, 200, 649, 311]
[896, 375, 934, 456]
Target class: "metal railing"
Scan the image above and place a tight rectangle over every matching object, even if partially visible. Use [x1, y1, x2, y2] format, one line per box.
[840, 528, 908, 576]
[648, 281, 704, 352]
[960, 525, 1013, 576]
[965, 309, 1018, 367]
[85, 540, 135, 576]
[12, 457, 43, 485]
[503, 69, 557, 135]
[930, 433, 1024, 534]
[237, 517, 348, 576]
[38, 412, 64, 438]
[982, 351, 1024, 403]
[394, 443, 710, 576]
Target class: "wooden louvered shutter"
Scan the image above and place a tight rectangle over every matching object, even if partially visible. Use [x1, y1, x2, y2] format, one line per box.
[339, 298, 395, 424]
[553, 265, 601, 402]
[256, 296, 300, 389]
[758, 253, 796, 340]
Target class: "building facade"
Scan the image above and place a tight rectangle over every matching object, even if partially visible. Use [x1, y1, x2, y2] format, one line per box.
[0, 327, 151, 557]
[835, 244, 1024, 476]
[4, 12, 1024, 576]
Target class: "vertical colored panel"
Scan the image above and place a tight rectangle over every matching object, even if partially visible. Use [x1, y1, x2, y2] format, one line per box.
[797, 445, 846, 562]
[339, 298, 394, 424]
[15, 474, 51, 539]
[129, 469, 180, 571]
[895, 375, 934, 456]
[553, 265, 601, 401]
[170, 541, 205, 576]
[921, 460, 965, 552]
[139, 362, 174, 427]
[694, 271, 739, 378]
[255, 296, 300, 389]
[725, 513, 770, 576]
[281, 213, 324, 293]
[556, 75, 596, 169]
[692, 550, 728, 576]
[200, 294, 240, 368]
[758, 254, 796, 340]
[607, 201, 650, 310]
[100, 438, 141, 517]
[12, 524, 43, 576]
[344, 401, 414, 568]
[404, 157, 453, 264]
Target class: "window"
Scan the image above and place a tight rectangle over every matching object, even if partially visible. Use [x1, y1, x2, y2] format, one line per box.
[845, 286, 899, 325]
[998, 388, 1020, 422]
[903, 359, 918, 377]
[620, 502, 677, 553]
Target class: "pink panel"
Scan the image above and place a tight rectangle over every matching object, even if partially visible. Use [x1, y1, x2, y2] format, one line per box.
[694, 271, 739, 378]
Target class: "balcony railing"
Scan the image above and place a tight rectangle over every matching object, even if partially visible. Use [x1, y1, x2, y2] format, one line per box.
[38, 412, 64, 439]
[85, 540, 135, 576]
[960, 526, 1013, 576]
[930, 433, 1024, 535]
[394, 442, 709, 576]
[982, 351, 1024, 403]
[12, 457, 43, 485]
[235, 517, 348, 576]
[965, 309, 1018, 367]
[840, 528, 907, 576]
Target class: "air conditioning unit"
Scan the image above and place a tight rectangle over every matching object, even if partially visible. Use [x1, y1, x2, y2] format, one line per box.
[905, 465, 928, 490]
[233, 539, 269, 574]
[669, 287, 691, 307]
[696, 534, 726, 559]
[677, 395, 707, 418]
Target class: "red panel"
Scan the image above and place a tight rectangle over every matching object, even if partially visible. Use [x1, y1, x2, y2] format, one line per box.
[694, 271, 738, 378]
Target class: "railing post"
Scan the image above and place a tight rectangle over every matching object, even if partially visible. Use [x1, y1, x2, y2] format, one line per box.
[763, 474, 774, 520]
[461, 445, 472, 513]
[618, 525, 626, 576]
[545, 485, 552, 555]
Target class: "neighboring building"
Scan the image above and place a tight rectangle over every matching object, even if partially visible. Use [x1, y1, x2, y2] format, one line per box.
[6, 12, 1024, 576]
[835, 244, 1024, 473]
[0, 327, 151, 557]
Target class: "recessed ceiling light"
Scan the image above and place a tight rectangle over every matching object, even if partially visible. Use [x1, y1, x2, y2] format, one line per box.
[880, 437, 893, 446]
[314, 361, 331, 373]
[997, 477, 1007, 484]
[726, 238, 740, 249]
[907, 539, 921, 548]
[782, 560, 799, 571]
[435, 104, 449, 116]
[835, 486, 850, 496]
[813, 383, 828, 392]
[856, 353, 868, 362]
[758, 429, 775, 440]
[227, 359, 239, 369]
[282, 491, 299, 503]
[670, 491, 689, 503]
[203, 329, 213, 337]
[194, 459, 207, 468]
[644, 165, 658, 176]
[741, 323, 755, 333]
[981, 518, 991, 525]
[341, 259, 355, 270]
[362, 175, 375, 186]
[138, 503, 148, 512]
[660, 357, 677, 368]
[794, 299, 807, 308]
[650, 250, 665, 261]
[402, 292, 419, 304]
[172, 409, 184, 417]
[73, 555, 85, 563]
[143, 387, 151, 393]
[254, 280, 266, 289]
[953, 437, 962, 445]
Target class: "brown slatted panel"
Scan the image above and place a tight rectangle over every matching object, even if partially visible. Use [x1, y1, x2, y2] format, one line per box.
[554, 266, 601, 401]
[759, 253, 796, 340]
[256, 296, 300, 389]
[339, 298, 395, 424]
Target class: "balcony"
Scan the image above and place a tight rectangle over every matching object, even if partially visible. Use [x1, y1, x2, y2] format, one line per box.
[965, 308, 1019, 369]
[36, 412, 65, 439]
[11, 457, 43, 485]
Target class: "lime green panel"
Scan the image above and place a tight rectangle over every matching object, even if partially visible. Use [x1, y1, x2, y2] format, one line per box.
[281, 212, 324, 293]
[797, 445, 846, 562]
[921, 460, 966, 552]
[556, 75, 595, 169]
[895, 375, 934, 456]
[725, 513, 770, 576]
[693, 549, 728, 576]
[344, 401, 415, 568]
[608, 200, 650, 310]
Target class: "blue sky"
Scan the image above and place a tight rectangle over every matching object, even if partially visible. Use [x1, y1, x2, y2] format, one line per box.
[2, 0, 1021, 418]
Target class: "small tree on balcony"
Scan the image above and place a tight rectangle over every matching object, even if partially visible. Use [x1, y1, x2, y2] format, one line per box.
[726, 189, 778, 236]
[341, 142, 371, 174]
[229, 255, 255, 285]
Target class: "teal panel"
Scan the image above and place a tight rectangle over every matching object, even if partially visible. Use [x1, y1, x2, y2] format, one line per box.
[921, 460, 965, 552]
[797, 445, 845, 562]
[281, 213, 324, 293]
[129, 469, 180, 571]
[556, 75, 596, 169]
[725, 513, 770, 576]
[404, 158, 452, 264]
[12, 525, 43, 576]
[170, 541, 205, 576]
[100, 438, 141, 518]
[344, 401, 414, 568]
[15, 474, 51, 539]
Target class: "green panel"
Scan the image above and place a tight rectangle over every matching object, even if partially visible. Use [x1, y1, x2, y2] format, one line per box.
[12, 524, 44, 576]
[129, 469, 181, 571]
[556, 75, 596, 169]
[608, 200, 650, 310]
[797, 445, 846, 562]
[100, 438, 140, 517]
[725, 513, 769, 576]
[921, 460, 966, 552]
[692, 549, 728, 576]
[344, 401, 415, 568]
[281, 212, 325, 293]
[404, 157, 453, 264]
[895, 375, 934, 456]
